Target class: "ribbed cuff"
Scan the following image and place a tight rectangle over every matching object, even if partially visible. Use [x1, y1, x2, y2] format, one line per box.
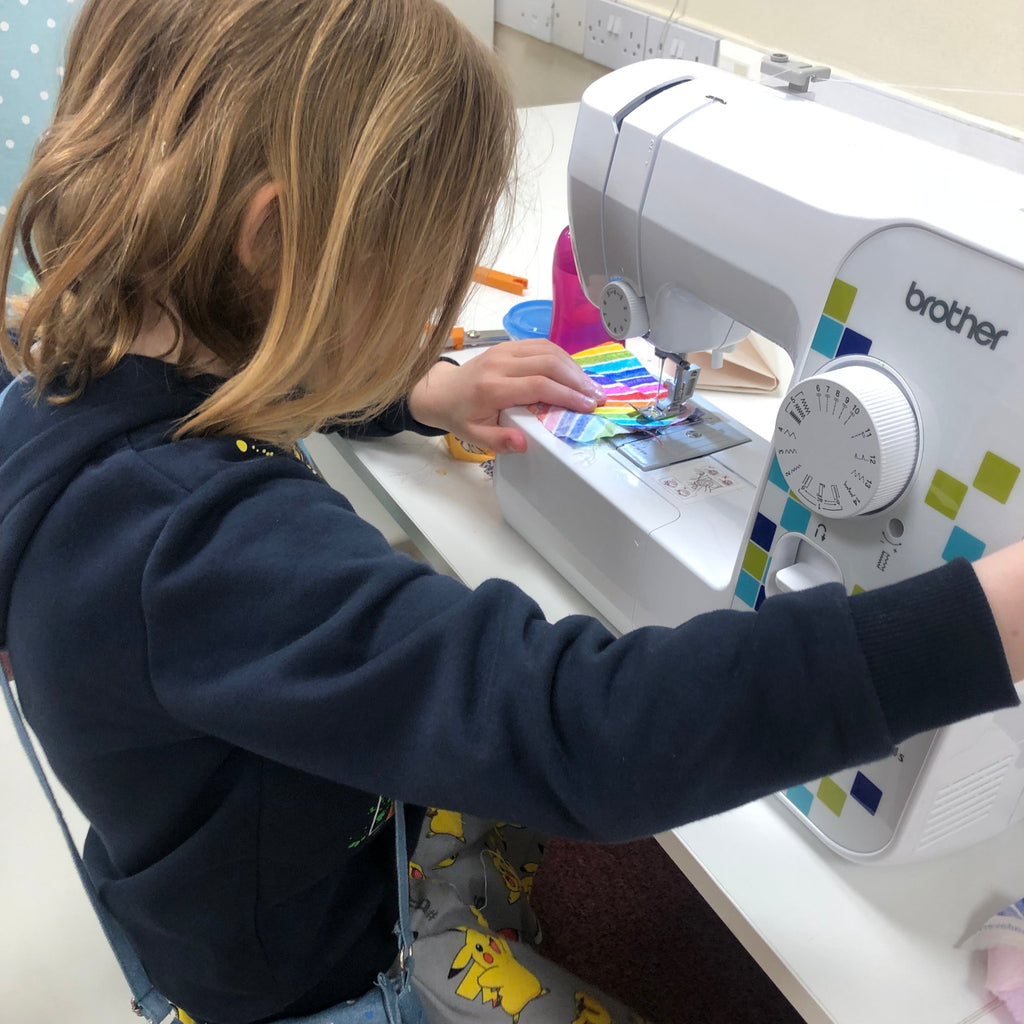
[850, 557, 1016, 743]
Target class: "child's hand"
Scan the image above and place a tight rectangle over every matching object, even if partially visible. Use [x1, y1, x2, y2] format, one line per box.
[408, 340, 606, 455]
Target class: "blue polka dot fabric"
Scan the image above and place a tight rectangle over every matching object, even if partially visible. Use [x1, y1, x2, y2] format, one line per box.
[1, 0, 80, 291]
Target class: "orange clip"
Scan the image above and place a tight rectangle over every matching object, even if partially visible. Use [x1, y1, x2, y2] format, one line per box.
[474, 266, 528, 295]
[449, 326, 465, 350]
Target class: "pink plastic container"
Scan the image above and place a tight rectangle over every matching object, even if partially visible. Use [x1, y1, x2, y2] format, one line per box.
[548, 226, 611, 356]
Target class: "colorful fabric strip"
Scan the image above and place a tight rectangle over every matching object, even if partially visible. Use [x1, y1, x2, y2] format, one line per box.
[533, 342, 688, 444]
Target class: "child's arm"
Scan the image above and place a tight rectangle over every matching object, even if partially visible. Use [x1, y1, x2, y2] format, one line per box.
[974, 541, 1024, 683]
[407, 339, 606, 455]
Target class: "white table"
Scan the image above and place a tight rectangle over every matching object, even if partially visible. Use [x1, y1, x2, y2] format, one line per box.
[315, 102, 1024, 1024]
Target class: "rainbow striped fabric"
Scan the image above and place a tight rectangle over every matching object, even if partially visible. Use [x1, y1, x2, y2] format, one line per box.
[533, 342, 686, 443]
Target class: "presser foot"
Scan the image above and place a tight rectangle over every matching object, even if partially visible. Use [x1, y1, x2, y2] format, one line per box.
[630, 400, 691, 423]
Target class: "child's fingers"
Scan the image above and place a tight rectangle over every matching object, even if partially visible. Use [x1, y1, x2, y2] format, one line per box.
[481, 342, 605, 403]
[524, 350, 604, 402]
[489, 372, 601, 414]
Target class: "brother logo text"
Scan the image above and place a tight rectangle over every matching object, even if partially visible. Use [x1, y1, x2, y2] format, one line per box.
[905, 282, 1008, 350]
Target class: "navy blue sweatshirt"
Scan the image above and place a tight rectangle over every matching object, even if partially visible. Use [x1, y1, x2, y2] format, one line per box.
[0, 355, 1016, 1024]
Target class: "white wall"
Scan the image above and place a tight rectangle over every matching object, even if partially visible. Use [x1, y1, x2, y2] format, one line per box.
[630, 0, 1023, 132]
[440, 0, 496, 45]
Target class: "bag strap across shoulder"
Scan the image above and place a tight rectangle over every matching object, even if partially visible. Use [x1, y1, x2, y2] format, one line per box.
[0, 654, 415, 1024]
[0, 655, 176, 1022]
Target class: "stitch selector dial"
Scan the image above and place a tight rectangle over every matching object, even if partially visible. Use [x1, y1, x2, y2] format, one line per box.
[774, 364, 919, 518]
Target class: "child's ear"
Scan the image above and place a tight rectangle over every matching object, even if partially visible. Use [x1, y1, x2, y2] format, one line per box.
[236, 182, 282, 289]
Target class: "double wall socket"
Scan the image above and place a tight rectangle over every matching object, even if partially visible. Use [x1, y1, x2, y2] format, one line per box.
[495, 0, 555, 43]
[583, 0, 648, 70]
[498, 0, 587, 51]
[645, 19, 720, 65]
[502, 0, 724, 73]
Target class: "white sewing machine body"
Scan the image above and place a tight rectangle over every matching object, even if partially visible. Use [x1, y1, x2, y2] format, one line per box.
[494, 60, 1024, 864]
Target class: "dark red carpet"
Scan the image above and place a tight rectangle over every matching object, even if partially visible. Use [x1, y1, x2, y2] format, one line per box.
[530, 837, 804, 1024]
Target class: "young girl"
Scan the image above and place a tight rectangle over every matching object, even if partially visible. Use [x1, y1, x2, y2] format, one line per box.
[2, 1, 1023, 1023]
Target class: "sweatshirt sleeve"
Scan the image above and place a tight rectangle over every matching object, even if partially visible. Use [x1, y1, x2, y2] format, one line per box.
[322, 358, 458, 439]
[323, 397, 448, 439]
[141, 459, 1018, 842]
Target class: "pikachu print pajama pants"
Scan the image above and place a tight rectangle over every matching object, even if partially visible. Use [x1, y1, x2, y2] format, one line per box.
[405, 810, 649, 1024]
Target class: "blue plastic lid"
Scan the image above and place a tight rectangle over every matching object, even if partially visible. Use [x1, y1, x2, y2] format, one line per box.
[503, 299, 553, 340]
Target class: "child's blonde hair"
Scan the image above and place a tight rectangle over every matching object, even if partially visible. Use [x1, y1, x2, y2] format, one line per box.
[0, 0, 517, 443]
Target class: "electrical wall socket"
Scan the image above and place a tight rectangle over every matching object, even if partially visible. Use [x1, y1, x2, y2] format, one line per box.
[645, 18, 720, 65]
[552, 0, 587, 54]
[495, 0, 554, 43]
[583, 0, 648, 70]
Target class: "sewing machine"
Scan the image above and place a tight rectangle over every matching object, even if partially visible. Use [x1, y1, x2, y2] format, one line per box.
[493, 59, 1024, 864]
